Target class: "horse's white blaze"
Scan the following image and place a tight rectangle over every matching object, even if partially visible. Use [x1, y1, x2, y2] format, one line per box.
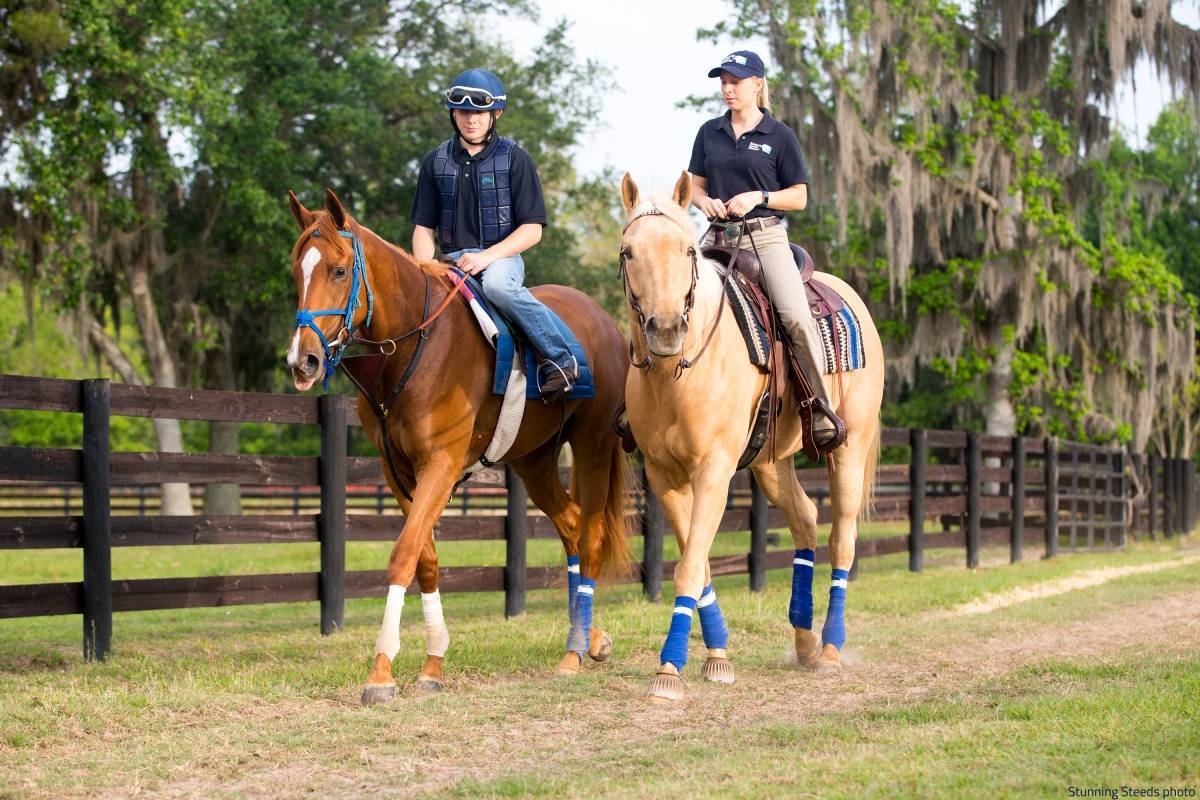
[300, 246, 321, 301]
[421, 590, 450, 658]
[287, 246, 324, 369]
[286, 329, 303, 367]
[374, 584, 405, 660]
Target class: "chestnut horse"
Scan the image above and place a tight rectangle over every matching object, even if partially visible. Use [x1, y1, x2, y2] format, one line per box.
[285, 189, 631, 704]
[619, 173, 883, 702]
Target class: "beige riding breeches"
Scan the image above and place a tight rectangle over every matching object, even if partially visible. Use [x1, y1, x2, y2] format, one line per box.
[700, 224, 831, 406]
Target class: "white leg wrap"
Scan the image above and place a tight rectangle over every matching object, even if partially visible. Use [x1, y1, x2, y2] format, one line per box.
[421, 590, 450, 658]
[374, 585, 406, 661]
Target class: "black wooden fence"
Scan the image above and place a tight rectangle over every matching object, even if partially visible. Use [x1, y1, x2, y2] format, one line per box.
[1, 375, 1194, 660]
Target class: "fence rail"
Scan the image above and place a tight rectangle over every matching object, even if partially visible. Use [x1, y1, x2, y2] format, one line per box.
[2, 374, 1194, 660]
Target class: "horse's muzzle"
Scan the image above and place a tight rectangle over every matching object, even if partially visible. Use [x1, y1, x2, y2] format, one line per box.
[287, 345, 324, 392]
[645, 315, 688, 357]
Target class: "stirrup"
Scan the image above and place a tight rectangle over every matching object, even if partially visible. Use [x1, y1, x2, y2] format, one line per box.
[809, 397, 847, 453]
[537, 357, 578, 401]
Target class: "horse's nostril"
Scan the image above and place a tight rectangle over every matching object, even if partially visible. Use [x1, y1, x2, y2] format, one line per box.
[303, 354, 320, 375]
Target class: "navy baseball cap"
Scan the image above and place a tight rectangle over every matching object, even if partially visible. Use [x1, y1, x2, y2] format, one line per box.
[707, 50, 765, 79]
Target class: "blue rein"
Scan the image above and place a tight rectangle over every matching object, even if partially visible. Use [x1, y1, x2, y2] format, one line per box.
[293, 229, 375, 386]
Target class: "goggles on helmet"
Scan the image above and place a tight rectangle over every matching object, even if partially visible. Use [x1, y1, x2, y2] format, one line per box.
[445, 86, 506, 108]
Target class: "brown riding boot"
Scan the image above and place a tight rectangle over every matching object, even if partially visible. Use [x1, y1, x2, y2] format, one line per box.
[809, 396, 848, 454]
[538, 358, 578, 402]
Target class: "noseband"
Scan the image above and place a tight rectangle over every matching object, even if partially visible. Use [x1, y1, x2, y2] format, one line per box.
[293, 228, 374, 384]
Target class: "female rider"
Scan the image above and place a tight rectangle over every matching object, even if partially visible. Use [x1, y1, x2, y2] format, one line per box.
[687, 50, 844, 453]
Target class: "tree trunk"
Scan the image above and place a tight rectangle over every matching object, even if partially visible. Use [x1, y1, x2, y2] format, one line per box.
[984, 337, 1017, 437]
[125, 166, 192, 516]
[204, 421, 241, 515]
[204, 340, 241, 515]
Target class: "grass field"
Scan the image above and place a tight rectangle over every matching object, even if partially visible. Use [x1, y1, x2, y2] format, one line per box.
[2, 530, 1198, 799]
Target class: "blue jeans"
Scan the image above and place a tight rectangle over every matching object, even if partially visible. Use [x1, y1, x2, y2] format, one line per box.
[448, 250, 575, 371]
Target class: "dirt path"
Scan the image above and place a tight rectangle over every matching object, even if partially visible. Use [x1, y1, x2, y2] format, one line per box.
[145, 560, 1200, 799]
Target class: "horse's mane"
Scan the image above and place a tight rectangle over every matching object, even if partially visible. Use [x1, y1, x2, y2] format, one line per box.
[292, 209, 448, 279]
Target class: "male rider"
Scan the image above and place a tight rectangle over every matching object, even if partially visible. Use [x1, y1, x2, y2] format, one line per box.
[411, 68, 578, 398]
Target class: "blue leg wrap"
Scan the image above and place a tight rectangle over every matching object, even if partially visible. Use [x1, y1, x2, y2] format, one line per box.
[696, 583, 729, 650]
[565, 577, 594, 657]
[566, 555, 581, 618]
[659, 596, 697, 671]
[821, 568, 849, 650]
[789, 549, 815, 629]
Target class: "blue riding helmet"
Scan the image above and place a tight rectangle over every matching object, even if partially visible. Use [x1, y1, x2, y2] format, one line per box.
[444, 68, 507, 111]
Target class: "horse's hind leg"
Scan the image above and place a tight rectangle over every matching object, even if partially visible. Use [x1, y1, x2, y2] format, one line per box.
[414, 539, 449, 692]
[752, 459, 822, 667]
[507, 443, 610, 676]
[816, 442, 870, 672]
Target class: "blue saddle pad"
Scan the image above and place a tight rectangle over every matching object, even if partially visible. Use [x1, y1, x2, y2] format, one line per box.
[453, 270, 595, 400]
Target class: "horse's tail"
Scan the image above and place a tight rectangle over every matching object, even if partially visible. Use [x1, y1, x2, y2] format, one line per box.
[858, 416, 882, 524]
[597, 440, 635, 582]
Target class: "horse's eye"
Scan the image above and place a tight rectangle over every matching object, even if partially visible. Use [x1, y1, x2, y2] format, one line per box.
[333, 267, 347, 279]
[619, 248, 632, 261]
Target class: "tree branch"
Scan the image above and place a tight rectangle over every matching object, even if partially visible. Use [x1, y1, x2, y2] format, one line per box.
[78, 307, 144, 385]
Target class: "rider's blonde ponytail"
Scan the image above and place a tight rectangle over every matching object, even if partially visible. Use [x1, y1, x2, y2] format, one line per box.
[757, 78, 771, 111]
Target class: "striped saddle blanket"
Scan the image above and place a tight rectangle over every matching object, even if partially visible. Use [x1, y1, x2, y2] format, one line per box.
[723, 268, 866, 375]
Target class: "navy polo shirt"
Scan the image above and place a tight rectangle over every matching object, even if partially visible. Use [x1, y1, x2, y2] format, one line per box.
[411, 135, 548, 251]
[687, 109, 809, 220]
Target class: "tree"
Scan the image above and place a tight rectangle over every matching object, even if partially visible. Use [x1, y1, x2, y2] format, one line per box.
[709, 0, 1200, 450]
[1, 1, 610, 511]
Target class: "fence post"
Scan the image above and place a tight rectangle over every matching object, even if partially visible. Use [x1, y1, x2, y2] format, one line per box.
[1186, 459, 1196, 534]
[1044, 437, 1059, 558]
[504, 465, 528, 618]
[1116, 450, 1127, 548]
[1165, 457, 1177, 538]
[748, 473, 768, 592]
[909, 428, 927, 573]
[1148, 451, 1159, 540]
[641, 468, 664, 602]
[81, 379, 112, 661]
[1011, 436, 1025, 563]
[1180, 458, 1189, 534]
[966, 432, 981, 569]
[318, 394, 347, 635]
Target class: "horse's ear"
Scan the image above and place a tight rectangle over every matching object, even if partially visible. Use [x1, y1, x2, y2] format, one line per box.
[288, 190, 313, 231]
[672, 171, 692, 209]
[324, 187, 350, 230]
[620, 172, 640, 213]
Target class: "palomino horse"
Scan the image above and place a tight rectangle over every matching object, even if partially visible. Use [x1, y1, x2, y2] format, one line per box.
[619, 173, 883, 702]
[285, 189, 631, 704]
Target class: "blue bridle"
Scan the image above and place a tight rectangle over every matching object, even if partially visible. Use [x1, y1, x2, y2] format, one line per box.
[293, 229, 375, 386]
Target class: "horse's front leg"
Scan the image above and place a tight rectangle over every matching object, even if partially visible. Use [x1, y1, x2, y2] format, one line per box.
[414, 539, 449, 692]
[646, 459, 736, 703]
[361, 464, 458, 705]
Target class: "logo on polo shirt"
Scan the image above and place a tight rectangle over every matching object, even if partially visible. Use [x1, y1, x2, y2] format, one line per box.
[747, 141, 773, 154]
[722, 53, 748, 65]
[482, 175, 495, 185]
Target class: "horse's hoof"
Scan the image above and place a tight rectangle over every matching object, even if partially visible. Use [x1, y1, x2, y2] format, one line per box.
[814, 643, 843, 673]
[554, 651, 582, 676]
[360, 683, 397, 706]
[587, 628, 613, 662]
[794, 628, 822, 668]
[701, 656, 735, 684]
[415, 677, 444, 693]
[646, 664, 686, 703]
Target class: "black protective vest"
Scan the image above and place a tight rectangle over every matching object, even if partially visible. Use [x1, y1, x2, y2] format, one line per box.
[433, 136, 515, 250]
